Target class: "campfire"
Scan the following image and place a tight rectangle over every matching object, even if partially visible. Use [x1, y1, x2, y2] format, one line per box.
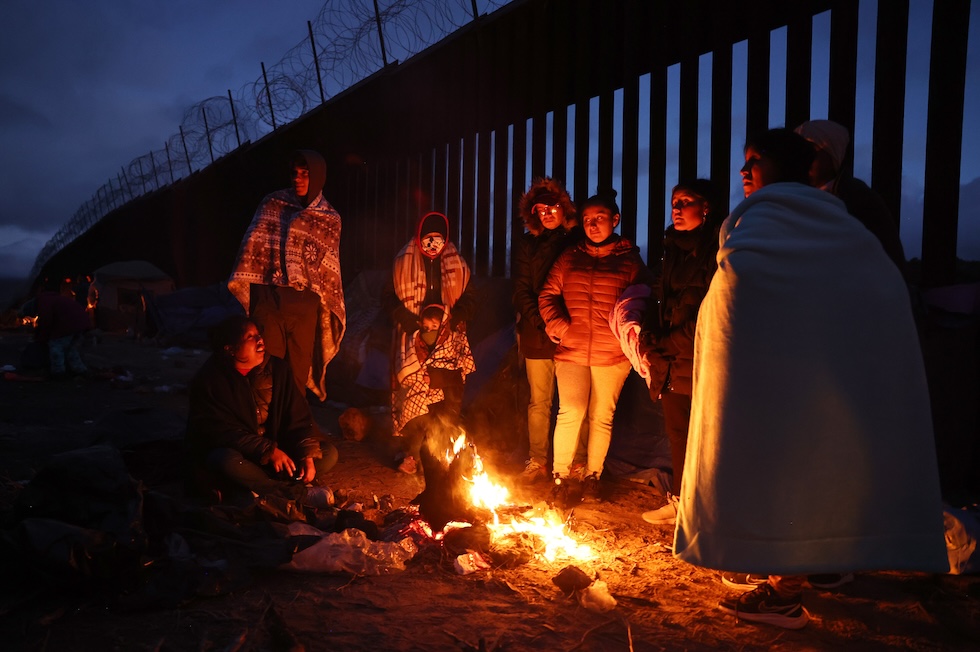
[406, 430, 594, 567]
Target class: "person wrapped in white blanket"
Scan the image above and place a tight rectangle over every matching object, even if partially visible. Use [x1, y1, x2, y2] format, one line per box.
[673, 128, 948, 629]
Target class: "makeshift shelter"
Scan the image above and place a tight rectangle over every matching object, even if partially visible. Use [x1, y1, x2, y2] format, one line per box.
[90, 260, 175, 335]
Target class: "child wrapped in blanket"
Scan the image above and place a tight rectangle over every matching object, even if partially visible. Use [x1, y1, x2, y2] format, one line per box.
[392, 303, 475, 474]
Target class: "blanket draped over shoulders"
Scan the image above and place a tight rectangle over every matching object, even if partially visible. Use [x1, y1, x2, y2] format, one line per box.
[228, 190, 346, 400]
[673, 182, 948, 575]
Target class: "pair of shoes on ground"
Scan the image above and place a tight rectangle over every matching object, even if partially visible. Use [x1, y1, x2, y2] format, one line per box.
[718, 582, 809, 630]
[641, 493, 678, 525]
[722, 571, 854, 591]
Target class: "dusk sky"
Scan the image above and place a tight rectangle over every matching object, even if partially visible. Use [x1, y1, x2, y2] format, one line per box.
[1, 0, 978, 281]
[0, 0, 325, 279]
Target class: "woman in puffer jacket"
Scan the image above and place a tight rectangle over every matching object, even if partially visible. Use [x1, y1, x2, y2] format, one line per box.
[538, 188, 652, 505]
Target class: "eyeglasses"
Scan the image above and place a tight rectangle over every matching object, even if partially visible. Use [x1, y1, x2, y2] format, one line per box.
[534, 204, 560, 216]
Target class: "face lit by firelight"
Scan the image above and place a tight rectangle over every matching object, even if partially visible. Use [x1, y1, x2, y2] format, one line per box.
[581, 206, 620, 244]
[228, 323, 265, 372]
[670, 191, 707, 232]
[292, 164, 310, 198]
[740, 146, 776, 197]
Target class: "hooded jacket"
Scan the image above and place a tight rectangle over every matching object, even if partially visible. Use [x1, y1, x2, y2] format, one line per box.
[384, 211, 476, 334]
[513, 177, 582, 359]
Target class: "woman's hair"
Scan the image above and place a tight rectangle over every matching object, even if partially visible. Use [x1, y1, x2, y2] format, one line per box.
[579, 187, 620, 216]
[208, 314, 253, 354]
[672, 178, 722, 221]
[743, 128, 815, 185]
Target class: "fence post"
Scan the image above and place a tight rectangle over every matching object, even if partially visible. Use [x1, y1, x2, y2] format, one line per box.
[202, 107, 215, 163]
[372, 0, 389, 66]
[261, 62, 277, 129]
[149, 151, 159, 190]
[228, 90, 241, 147]
[119, 169, 132, 200]
[308, 22, 325, 103]
[179, 125, 193, 172]
[165, 142, 175, 184]
[138, 158, 146, 194]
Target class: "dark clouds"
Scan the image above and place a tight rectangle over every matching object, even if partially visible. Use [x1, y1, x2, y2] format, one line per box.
[0, 0, 324, 278]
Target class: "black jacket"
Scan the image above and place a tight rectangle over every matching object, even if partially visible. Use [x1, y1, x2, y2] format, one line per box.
[186, 353, 323, 467]
[641, 223, 719, 396]
[512, 226, 582, 359]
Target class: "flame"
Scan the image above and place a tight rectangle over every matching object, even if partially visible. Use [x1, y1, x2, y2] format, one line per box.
[440, 431, 594, 563]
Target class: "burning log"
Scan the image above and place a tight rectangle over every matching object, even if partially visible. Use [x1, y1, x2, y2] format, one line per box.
[412, 422, 484, 531]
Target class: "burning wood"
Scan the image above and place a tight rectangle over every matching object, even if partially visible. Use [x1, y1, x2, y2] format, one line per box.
[410, 425, 594, 567]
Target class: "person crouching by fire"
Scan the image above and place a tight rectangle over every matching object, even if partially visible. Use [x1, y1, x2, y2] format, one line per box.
[185, 315, 338, 506]
[382, 211, 477, 474]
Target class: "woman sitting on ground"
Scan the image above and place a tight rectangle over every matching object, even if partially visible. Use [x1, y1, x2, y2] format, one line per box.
[185, 315, 338, 503]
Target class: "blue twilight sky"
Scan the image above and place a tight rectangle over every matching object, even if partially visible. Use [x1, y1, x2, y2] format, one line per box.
[0, 0, 978, 280]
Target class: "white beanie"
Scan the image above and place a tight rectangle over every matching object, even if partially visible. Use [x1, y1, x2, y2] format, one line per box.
[795, 120, 850, 172]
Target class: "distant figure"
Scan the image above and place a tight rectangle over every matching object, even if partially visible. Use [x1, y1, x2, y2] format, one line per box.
[795, 119, 907, 275]
[33, 277, 90, 379]
[228, 149, 346, 401]
[186, 315, 338, 503]
[383, 211, 477, 474]
[539, 188, 653, 505]
[512, 177, 588, 484]
[673, 128, 947, 629]
[612, 178, 722, 526]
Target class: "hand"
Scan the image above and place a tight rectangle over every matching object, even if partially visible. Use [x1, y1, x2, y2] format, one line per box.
[270, 448, 296, 477]
[297, 457, 316, 484]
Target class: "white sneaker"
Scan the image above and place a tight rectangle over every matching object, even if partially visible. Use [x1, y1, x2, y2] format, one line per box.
[642, 494, 678, 525]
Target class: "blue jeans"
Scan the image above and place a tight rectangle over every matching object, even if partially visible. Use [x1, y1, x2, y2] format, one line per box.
[553, 360, 631, 477]
[48, 335, 87, 375]
[525, 357, 587, 467]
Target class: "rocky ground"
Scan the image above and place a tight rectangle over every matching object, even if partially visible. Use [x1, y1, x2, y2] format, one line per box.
[0, 329, 978, 651]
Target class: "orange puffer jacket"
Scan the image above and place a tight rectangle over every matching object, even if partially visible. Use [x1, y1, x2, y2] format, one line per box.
[539, 235, 651, 366]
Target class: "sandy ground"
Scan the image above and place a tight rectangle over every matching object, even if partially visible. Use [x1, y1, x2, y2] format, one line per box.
[0, 329, 978, 651]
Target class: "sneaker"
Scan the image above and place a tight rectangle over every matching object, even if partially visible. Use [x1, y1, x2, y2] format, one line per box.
[721, 571, 769, 591]
[641, 494, 678, 525]
[806, 572, 854, 590]
[568, 462, 587, 482]
[718, 582, 809, 629]
[582, 472, 601, 502]
[549, 474, 575, 509]
[518, 459, 549, 484]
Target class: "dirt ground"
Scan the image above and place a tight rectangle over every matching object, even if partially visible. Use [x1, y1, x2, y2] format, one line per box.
[1, 329, 978, 651]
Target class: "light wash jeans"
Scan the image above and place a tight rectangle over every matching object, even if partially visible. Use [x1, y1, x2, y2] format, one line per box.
[553, 359, 631, 477]
[525, 357, 587, 467]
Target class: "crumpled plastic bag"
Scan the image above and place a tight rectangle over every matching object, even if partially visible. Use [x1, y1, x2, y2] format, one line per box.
[282, 526, 417, 574]
[577, 580, 618, 612]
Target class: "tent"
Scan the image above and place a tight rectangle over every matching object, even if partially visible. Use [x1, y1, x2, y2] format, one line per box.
[90, 260, 175, 334]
